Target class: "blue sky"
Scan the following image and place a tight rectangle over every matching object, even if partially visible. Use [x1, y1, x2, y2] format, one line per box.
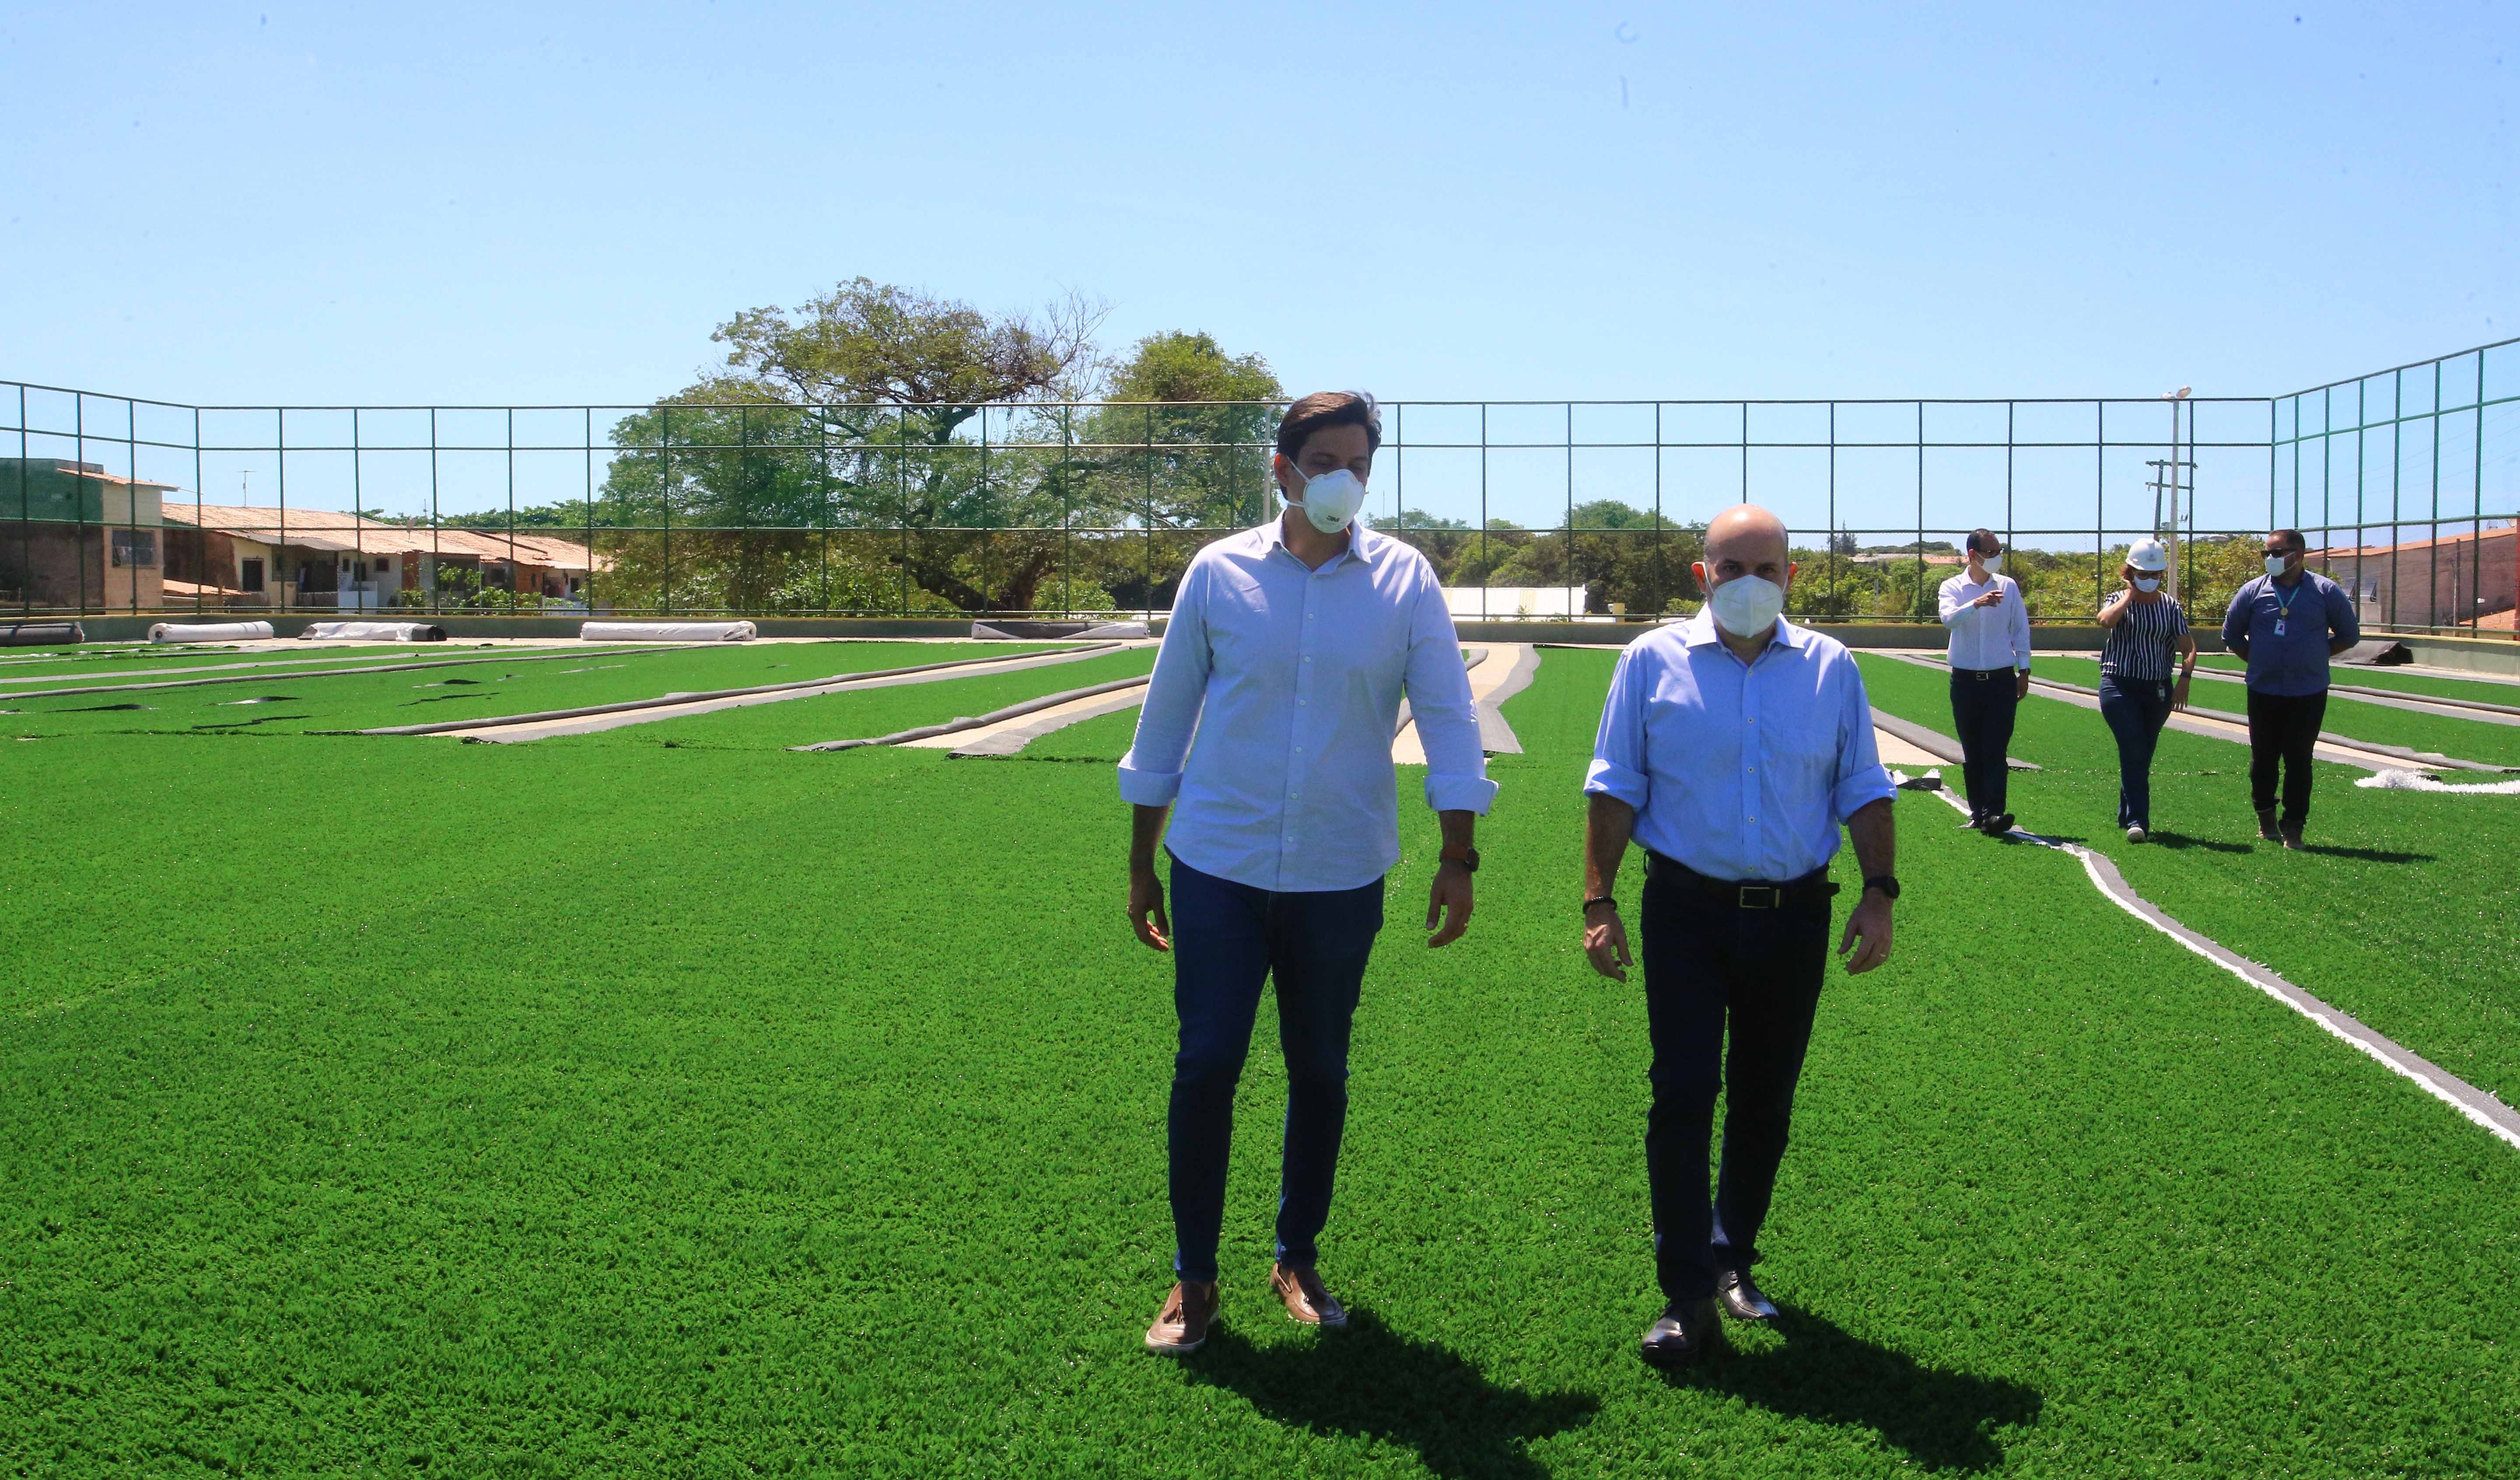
[2, 1, 2513, 536]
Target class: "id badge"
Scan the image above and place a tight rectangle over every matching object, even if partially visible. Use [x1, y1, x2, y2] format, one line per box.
[2272, 618, 2287, 637]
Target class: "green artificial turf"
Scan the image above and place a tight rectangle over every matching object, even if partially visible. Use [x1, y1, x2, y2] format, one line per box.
[0, 642, 1066, 740]
[2028, 654, 2520, 768]
[547, 646, 1160, 751]
[6, 648, 2520, 1475]
[2194, 652, 2520, 706]
[1857, 651, 2520, 1103]
[0, 643, 540, 681]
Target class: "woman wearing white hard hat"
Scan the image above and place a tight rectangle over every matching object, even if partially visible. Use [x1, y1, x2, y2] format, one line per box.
[2093, 538, 2196, 842]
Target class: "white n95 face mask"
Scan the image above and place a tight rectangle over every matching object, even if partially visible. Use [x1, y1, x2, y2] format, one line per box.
[1707, 573, 1786, 638]
[1982, 554, 2004, 575]
[2264, 554, 2292, 578]
[2134, 576, 2161, 593]
[1287, 466, 1366, 534]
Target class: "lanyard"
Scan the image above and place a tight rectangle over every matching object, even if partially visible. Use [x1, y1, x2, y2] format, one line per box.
[2270, 573, 2305, 618]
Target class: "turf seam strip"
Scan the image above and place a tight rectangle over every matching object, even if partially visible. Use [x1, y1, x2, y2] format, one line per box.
[1886, 651, 2511, 773]
[2164, 664, 2520, 721]
[2, 646, 681, 700]
[351, 645, 1116, 736]
[1913, 782, 2520, 1151]
[791, 673, 1154, 751]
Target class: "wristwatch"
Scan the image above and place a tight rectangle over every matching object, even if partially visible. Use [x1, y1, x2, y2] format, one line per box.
[1862, 874, 1901, 901]
[1439, 846, 1481, 873]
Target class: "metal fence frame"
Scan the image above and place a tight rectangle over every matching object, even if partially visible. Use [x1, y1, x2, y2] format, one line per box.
[8, 335, 2514, 632]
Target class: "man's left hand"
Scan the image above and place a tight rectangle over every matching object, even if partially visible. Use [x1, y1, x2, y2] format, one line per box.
[1426, 862, 1474, 947]
[1838, 892, 1894, 974]
[2015, 670, 2031, 700]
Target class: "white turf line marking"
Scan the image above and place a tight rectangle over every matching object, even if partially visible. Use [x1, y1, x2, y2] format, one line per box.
[1902, 777, 2520, 1151]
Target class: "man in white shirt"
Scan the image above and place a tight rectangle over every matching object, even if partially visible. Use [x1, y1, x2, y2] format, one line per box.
[1936, 529, 2033, 834]
[1120, 391, 1496, 1355]
[1580, 504, 1898, 1365]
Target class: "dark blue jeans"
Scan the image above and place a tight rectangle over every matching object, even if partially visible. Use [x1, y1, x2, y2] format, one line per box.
[1948, 668, 2020, 821]
[1166, 855, 1385, 1285]
[2097, 673, 2175, 830]
[1637, 855, 1832, 1303]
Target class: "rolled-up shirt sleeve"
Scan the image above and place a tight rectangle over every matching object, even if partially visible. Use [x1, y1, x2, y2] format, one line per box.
[1582, 644, 1652, 811]
[1116, 562, 1211, 807]
[1404, 576, 1498, 815]
[1830, 659, 1897, 824]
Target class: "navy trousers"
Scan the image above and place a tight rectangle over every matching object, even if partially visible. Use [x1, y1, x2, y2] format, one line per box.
[1637, 854, 1833, 1303]
[1947, 668, 2020, 821]
[1165, 855, 1385, 1285]
[2097, 674, 2175, 830]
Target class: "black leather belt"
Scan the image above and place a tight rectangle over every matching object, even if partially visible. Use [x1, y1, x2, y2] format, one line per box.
[1645, 852, 1840, 910]
[1953, 665, 2009, 681]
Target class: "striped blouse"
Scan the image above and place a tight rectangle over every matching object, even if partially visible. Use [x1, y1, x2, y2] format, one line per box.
[2100, 595, 2188, 681]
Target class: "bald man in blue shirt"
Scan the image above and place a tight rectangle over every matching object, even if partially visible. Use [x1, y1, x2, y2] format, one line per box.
[1580, 504, 1899, 1366]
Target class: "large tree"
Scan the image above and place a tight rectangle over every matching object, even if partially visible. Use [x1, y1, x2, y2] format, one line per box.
[602, 279, 1114, 613]
[1074, 332, 1285, 609]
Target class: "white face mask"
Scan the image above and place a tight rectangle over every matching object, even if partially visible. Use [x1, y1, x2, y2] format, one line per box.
[1706, 572, 1786, 639]
[1284, 464, 1365, 534]
[1980, 553, 2003, 575]
[2133, 576, 2161, 593]
[2264, 553, 2293, 578]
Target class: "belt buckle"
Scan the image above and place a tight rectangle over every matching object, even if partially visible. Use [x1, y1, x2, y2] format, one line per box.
[1973, 670, 1992, 681]
[1737, 884, 1780, 910]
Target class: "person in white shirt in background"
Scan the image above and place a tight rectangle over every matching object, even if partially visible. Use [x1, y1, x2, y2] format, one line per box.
[1935, 529, 2033, 834]
[1119, 390, 1495, 1356]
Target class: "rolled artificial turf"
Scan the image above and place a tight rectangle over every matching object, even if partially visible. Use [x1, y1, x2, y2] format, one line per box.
[4, 646, 2518, 1475]
[0, 643, 524, 681]
[0, 642, 1066, 740]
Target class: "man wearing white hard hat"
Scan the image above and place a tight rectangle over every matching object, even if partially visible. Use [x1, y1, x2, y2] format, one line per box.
[2094, 539, 2196, 843]
[1936, 528, 2032, 834]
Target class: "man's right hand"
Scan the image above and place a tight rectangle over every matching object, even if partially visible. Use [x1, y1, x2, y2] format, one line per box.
[1129, 863, 1172, 953]
[1974, 587, 2005, 607]
[1583, 904, 1631, 981]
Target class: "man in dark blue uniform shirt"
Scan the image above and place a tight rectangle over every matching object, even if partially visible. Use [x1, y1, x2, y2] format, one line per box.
[2220, 528, 2360, 850]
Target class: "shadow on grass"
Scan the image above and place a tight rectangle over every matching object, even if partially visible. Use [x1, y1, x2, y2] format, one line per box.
[2142, 831, 2255, 854]
[1182, 1308, 1598, 1480]
[1658, 1308, 2040, 1473]
[2297, 843, 2436, 864]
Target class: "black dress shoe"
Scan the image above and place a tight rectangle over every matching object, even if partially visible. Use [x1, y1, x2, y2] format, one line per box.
[1982, 812, 2016, 835]
[1638, 1298, 1721, 1366]
[1716, 1267, 1779, 1322]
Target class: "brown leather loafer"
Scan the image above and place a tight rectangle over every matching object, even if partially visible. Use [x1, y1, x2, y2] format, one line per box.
[1144, 1280, 1219, 1354]
[1639, 1298, 1722, 1366]
[1269, 1262, 1349, 1328]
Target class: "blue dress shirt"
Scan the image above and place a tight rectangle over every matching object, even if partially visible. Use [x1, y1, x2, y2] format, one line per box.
[1584, 614, 1894, 883]
[1119, 520, 1497, 893]
[2220, 571, 2359, 697]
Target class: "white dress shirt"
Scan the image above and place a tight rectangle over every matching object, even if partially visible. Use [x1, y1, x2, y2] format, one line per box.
[1119, 519, 1497, 893]
[1584, 614, 1894, 883]
[1937, 569, 2033, 672]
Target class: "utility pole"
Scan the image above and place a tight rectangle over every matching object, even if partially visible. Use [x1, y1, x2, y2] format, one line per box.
[2148, 387, 2193, 600]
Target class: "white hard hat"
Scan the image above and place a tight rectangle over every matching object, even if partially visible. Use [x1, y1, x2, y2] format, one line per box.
[2128, 538, 2170, 572]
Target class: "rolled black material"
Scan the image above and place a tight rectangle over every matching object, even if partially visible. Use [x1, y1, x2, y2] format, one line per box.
[0, 621, 84, 647]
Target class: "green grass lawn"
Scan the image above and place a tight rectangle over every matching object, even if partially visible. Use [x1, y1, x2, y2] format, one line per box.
[0, 643, 563, 681]
[1857, 652, 2520, 1104]
[0, 642, 1070, 740]
[2194, 652, 2520, 705]
[4, 647, 2518, 1476]
[2029, 653, 2520, 768]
